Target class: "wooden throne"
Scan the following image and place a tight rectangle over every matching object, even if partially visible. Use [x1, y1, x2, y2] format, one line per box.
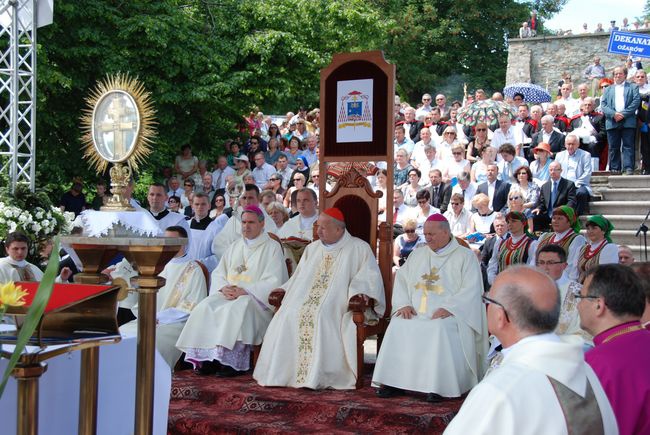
[321, 166, 393, 389]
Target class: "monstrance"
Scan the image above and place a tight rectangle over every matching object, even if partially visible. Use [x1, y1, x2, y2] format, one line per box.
[80, 73, 156, 211]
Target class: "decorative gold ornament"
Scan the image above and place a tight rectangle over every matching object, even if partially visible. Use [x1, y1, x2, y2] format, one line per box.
[80, 73, 157, 211]
[414, 267, 444, 313]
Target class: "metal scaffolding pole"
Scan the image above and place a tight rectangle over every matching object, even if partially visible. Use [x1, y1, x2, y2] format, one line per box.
[0, 0, 37, 192]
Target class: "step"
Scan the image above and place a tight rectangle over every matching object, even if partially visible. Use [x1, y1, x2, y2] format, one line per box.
[582, 215, 650, 231]
[599, 188, 650, 201]
[588, 201, 650, 216]
[591, 175, 610, 185]
[608, 175, 650, 189]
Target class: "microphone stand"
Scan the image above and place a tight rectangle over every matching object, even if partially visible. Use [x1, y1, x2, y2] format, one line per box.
[635, 208, 650, 261]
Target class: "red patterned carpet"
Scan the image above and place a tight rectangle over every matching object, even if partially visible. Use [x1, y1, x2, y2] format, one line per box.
[168, 368, 464, 434]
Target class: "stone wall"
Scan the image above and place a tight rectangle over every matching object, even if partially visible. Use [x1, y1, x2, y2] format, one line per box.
[506, 30, 650, 91]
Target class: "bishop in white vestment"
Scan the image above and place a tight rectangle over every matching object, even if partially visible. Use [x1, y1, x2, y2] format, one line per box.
[253, 208, 385, 390]
[176, 205, 287, 374]
[212, 185, 277, 261]
[120, 226, 207, 369]
[373, 214, 488, 400]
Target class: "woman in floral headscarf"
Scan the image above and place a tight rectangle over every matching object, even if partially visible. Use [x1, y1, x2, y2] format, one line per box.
[577, 215, 619, 283]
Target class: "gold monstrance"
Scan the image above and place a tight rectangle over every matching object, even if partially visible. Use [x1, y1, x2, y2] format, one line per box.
[80, 74, 156, 210]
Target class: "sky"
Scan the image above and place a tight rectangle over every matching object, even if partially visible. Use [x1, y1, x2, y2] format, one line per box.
[544, 0, 646, 34]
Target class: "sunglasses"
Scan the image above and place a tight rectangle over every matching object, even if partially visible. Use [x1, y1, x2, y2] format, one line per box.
[270, 178, 280, 181]
[476, 128, 487, 132]
[450, 202, 461, 205]
[452, 152, 463, 155]
[405, 229, 416, 234]
[445, 132, 456, 135]
[293, 178, 303, 182]
[510, 196, 521, 200]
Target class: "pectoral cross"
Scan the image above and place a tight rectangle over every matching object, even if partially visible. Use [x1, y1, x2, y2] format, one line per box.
[98, 96, 135, 160]
[235, 264, 247, 274]
[414, 267, 444, 313]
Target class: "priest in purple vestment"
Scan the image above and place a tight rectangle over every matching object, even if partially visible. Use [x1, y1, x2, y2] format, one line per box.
[579, 264, 650, 435]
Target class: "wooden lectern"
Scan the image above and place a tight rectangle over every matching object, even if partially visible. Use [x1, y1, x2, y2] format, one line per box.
[0, 282, 121, 435]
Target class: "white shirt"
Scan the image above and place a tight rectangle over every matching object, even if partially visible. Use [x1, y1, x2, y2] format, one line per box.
[452, 182, 478, 211]
[614, 83, 626, 112]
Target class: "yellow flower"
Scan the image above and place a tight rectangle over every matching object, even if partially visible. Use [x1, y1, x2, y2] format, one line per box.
[0, 281, 28, 307]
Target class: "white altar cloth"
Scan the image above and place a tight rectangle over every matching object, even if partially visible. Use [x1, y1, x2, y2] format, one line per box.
[0, 332, 171, 435]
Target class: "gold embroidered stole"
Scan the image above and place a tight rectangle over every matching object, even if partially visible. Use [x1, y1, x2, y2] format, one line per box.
[556, 281, 581, 335]
[11, 264, 35, 281]
[162, 261, 200, 312]
[547, 376, 604, 435]
[296, 253, 336, 384]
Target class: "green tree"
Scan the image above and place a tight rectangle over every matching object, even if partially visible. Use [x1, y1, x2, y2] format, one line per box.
[380, 0, 529, 103]
[34, 0, 386, 198]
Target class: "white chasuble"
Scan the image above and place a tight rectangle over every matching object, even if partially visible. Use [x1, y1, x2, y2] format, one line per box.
[253, 231, 385, 390]
[276, 213, 318, 241]
[372, 238, 488, 397]
[212, 209, 277, 262]
[444, 336, 618, 435]
[176, 232, 287, 356]
[120, 257, 207, 370]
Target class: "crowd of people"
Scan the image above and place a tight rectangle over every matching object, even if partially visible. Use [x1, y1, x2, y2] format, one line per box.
[518, 11, 650, 38]
[25, 50, 650, 434]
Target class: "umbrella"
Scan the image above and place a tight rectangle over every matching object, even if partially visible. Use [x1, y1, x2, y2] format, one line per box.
[456, 100, 516, 128]
[503, 82, 552, 103]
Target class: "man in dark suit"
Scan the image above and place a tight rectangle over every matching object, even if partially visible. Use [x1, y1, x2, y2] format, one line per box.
[427, 168, 452, 213]
[532, 161, 577, 231]
[570, 97, 606, 165]
[531, 115, 565, 159]
[479, 214, 509, 290]
[476, 164, 510, 212]
[601, 66, 641, 174]
[402, 106, 424, 143]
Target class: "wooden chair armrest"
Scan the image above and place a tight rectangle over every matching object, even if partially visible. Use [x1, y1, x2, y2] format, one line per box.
[269, 289, 285, 310]
[348, 294, 375, 312]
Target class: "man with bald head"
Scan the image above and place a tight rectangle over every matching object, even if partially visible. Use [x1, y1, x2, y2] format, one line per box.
[444, 266, 617, 435]
[373, 214, 487, 402]
[254, 208, 385, 390]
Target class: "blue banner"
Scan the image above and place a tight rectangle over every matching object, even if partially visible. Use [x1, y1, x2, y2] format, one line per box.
[607, 31, 650, 59]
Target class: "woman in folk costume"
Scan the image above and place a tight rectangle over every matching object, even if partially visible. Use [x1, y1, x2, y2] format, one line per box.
[487, 211, 537, 285]
[577, 215, 618, 283]
[535, 206, 586, 282]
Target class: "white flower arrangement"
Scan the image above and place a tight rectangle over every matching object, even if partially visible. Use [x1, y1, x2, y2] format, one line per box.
[0, 202, 73, 246]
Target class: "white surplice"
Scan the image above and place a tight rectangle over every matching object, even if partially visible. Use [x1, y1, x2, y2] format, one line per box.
[444, 335, 618, 435]
[176, 232, 288, 364]
[187, 215, 228, 273]
[253, 231, 385, 390]
[372, 237, 488, 397]
[120, 255, 207, 369]
[0, 258, 38, 282]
